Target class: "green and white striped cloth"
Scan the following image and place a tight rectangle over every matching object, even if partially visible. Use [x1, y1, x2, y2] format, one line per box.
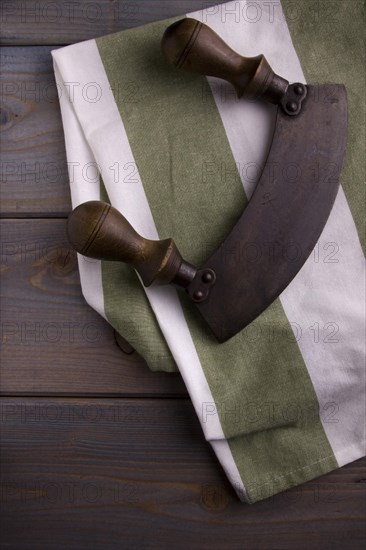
[52, 0, 365, 503]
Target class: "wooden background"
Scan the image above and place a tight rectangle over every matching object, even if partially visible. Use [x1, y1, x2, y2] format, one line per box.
[1, 1, 365, 548]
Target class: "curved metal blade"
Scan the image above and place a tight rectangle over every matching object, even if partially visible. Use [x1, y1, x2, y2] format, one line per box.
[195, 84, 348, 342]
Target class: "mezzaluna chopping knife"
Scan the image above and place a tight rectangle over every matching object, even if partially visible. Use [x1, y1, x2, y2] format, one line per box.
[67, 18, 348, 343]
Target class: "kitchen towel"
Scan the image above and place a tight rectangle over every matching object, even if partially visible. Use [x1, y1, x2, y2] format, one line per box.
[52, 0, 365, 503]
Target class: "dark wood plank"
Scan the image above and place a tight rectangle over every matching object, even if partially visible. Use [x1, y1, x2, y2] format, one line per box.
[0, 219, 186, 396]
[0, 1, 223, 45]
[1, 397, 365, 550]
[0, 46, 71, 216]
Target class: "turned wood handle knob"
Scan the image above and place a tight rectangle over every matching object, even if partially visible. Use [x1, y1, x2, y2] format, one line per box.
[67, 201, 196, 287]
[161, 18, 288, 103]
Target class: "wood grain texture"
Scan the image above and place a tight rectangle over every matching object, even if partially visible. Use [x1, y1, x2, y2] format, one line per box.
[0, 0, 223, 45]
[1, 397, 365, 550]
[0, 46, 71, 216]
[0, 219, 186, 396]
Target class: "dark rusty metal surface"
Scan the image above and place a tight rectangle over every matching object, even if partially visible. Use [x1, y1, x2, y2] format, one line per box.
[281, 82, 307, 116]
[194, 84, 348, 342]
[186, 268, 217, 303]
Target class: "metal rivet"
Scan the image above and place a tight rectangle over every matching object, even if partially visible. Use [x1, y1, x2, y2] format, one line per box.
[294, 85, 304, 96]
[202, 271, 213, 284]
[286, 101, 298, 113]
[193, 290, 204, 301]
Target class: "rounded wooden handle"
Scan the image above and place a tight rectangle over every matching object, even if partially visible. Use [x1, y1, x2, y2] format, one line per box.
[67, 201, 196, 287]
[161, 18, 288, 103]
